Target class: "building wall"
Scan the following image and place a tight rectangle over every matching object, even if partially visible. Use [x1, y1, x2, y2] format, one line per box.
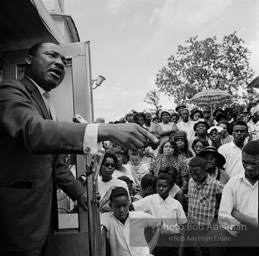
[42, 0, 64, 13]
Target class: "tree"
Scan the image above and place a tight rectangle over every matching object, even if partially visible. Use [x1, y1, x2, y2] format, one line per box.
[155, 32, 255, 104]
[144, 89, 162, 111]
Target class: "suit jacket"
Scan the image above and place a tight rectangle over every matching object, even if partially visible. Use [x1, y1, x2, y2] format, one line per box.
[0, 77, 87, 252]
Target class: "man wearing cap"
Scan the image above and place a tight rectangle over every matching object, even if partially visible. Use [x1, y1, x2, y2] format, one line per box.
[218, 141, 258, 255]
[197, 146, 229, 185]
[218, 120, 248, 177]
[175, 103, 186, 116]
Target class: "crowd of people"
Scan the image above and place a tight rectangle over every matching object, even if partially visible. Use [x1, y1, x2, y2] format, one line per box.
[97, 103, 259, 256]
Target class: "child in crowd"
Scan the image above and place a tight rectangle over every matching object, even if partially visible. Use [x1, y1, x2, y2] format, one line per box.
[127, 150, 149, 187]
[117, 176, 134, 200]
[132, 173, 157, 201]
[186, 156, 225, 256]
[132, 173, 187, 256]
[159, 166, 187, 212]
[100, 187, 163, 256]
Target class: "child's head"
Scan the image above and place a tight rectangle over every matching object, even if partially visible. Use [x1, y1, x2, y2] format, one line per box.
[189, 156, 207, 183]
[129, 150, 142, 166]
[156, 173, 173, 199]
[140, 173, 156, 196]
[159, 166, 178, 186]
[117, 176, 134, 195]
[109, 187, 129, 222]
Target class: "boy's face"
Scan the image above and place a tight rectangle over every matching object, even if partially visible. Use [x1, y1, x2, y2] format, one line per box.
[189, 166, 206, 183]
[156, 179, 172, 198]
[130, 155, 141, 166]
[110, 195, 129, 221]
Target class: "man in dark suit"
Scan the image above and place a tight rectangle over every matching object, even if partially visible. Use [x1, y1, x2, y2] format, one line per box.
[0, 42, 157, 255]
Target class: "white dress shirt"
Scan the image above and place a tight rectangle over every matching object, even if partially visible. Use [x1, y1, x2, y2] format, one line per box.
[218, 172, 258, 235]
[218, 141, 244, 177]
[133, 194, 187, 234]
[101, 211, 162, 256]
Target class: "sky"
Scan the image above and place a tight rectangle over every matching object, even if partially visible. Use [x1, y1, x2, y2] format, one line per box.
[65, 0, 259, 122]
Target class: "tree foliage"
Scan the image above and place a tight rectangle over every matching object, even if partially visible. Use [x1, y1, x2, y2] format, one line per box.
[144, 89, 162, 110]
[155, 32, 255, 104]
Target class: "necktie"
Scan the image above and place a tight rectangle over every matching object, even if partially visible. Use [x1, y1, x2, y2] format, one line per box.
[43, 91, 57, 121]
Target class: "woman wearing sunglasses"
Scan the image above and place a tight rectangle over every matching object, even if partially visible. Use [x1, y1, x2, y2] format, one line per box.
[98, 152, 130, 205]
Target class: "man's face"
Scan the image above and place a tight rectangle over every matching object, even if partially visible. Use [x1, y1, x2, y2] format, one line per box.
[145, 113, 152, 123]
[189, 166, 206, 183]
[26, 43, 67, 91]
[156, 179, 171, 198]
[242, 152, 259, 179]
[196, 123, 207, 134]
[110, 195, 129, 222]
[232, 125, 248, 144]
[181, 109, 189, 122]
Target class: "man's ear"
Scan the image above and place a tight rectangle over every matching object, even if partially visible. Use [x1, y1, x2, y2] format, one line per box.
[25, 55, 32, 65]
[108, 201, 112, 208]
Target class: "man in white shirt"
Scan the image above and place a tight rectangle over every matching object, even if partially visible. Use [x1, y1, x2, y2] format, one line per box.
[176, 108, 195, 143]
[218, 120, 248, 177]
[247, 109, 259, 141]
[218, 141, 259, 256]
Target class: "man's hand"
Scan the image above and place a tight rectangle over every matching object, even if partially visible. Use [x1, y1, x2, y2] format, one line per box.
[77, 192, 88, 211]
[98, 123, 159, 151]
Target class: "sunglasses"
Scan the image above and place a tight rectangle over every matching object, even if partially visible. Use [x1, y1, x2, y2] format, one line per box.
[203, 111, 211, 114]
[103, 163, 115, 168]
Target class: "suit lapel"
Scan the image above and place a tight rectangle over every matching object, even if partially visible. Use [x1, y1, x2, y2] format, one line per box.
[21, 77, 51, 120]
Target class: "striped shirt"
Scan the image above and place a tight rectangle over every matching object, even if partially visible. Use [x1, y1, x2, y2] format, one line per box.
[187, 175, 224, 225]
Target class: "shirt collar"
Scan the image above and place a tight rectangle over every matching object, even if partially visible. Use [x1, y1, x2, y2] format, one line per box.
[25, 76, 47, 97]
[194, 174, 210, 188]
[157, 193, 171, 204]
[111, 212, 130, 225]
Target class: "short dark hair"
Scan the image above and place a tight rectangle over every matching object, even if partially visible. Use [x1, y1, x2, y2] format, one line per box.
[110, 187, 129, 202]
[27, 42, 46, 56]
[117, 176, 133, 185]
[158, 140, 179, 156]
[140, 173, 156, 190]
[232, 120, 248, 131]
[157, 173, 173, 186]
[192, 138, 210, 150]
[102, 152, 118, 168]
[159, 166, 178, 183]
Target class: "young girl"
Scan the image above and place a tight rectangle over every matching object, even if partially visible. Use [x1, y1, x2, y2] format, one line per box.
[173, 130, 193, 161]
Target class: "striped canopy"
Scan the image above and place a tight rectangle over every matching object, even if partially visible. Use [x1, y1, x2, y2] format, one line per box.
[190, 89, 232, 107]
